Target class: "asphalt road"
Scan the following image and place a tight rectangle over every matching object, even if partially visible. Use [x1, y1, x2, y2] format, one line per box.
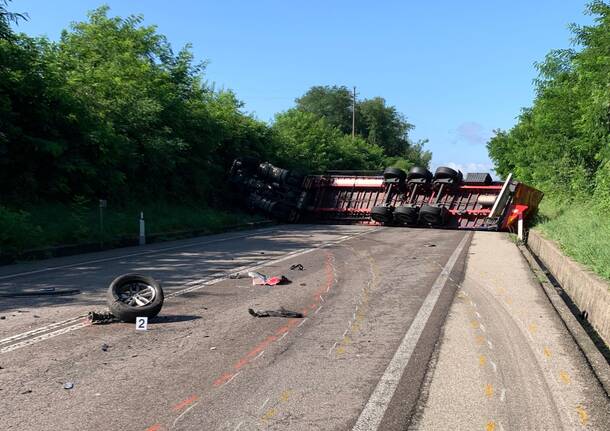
[0, 225, 607, 430]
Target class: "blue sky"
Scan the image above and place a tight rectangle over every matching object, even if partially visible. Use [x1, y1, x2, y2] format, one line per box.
[15, 0, 593, 174]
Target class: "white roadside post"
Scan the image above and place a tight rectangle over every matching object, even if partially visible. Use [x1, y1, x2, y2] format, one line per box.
[139, 212, 146, 245]
[517, 212, 524, 241]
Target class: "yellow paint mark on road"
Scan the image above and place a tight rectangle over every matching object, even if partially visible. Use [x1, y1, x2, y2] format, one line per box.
[528, 323, 537, 333]
[479, 355, 487, 366]
[505, 297, 513, 305]
[485, 384, 494, 398]
[576, 406, 588, 425]
[471, 320, 480, 329]
[351, 321, 361, 332]
[475, 335, 485, 345]
[559, 371, 571, 384]
[543, 347, 552, 358]
[261, 408, 277, 421]
[279, 390, 292, 402]
[336, 346, 345, 355]
[486, 420, 496, 431]
[343, 336, 351, 344]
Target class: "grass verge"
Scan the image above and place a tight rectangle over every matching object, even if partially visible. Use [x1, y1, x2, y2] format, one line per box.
[0, 201, 265, 258]
[534, 198, 610, 282]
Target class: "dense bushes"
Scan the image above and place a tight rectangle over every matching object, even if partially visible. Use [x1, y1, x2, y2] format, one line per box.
[487, 1, 610, 280]
[0, 3, 431, 254]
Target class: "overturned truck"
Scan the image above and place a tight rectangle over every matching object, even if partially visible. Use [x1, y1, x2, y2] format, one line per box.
[229, 158, 543, 232]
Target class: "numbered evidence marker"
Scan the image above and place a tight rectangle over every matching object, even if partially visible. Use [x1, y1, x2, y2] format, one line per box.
[136, 316, 148, 331]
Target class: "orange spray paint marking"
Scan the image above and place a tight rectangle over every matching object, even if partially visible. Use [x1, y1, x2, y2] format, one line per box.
[475, 335, 485, 345]
[213, 372, 236, 387]
[543, 347, 552, 358]
[172, 394, 199, 411]
[576, 406, 588, 425]
[484, 384, 494, 398]
[145, 424, 162, 431]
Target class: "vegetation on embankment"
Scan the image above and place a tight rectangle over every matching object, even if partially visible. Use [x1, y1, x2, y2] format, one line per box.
[487, 1, 610, 282]
[0, 2, 430, 257]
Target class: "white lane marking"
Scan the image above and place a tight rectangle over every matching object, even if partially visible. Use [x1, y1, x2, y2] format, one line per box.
[319, 295, 325, 302]
[490, 360, 497, 374]
[0, 322, 90, 353]
[1, 228, 382, 354]
[480, 323, 486, 332]
[223, 372, 241, 386]
[0, 227, 280, 281]
[172, 401, 200, 428]
[260, 398, 270, 411]
[352, 233, 471, 431]
[500, 388, 506, 402]
[0, 315, 86, 346]
[254, 351, 265, 361]
[278, 333, 287, 341]
[297, 318, 308, 328]
[475, 311, 481, 318]
[315, 306, 323, 314]
[487, 340, 494, 350]
[328, 342, 339, 357]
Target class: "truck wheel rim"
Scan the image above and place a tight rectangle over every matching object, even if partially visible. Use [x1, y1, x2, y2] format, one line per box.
[117, 282, 156, 307]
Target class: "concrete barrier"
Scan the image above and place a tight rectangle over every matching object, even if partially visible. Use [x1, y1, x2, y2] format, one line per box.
[528, 230, 610, 347]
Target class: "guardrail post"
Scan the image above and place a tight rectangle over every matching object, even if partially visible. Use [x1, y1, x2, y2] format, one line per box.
[139, 212, 146, 245]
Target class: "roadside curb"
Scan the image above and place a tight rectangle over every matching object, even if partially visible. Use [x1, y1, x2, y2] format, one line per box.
[0, 219, 276, 266]
[518, 243, 610, 397]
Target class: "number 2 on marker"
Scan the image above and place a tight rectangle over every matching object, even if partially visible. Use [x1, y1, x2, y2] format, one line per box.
[136, 316, 148, 331]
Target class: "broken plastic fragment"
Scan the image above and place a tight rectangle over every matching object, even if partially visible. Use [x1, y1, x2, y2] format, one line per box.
[63, 382, 74, 390]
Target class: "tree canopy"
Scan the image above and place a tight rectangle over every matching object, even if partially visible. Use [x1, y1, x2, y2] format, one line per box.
[487, 1, 610, 211]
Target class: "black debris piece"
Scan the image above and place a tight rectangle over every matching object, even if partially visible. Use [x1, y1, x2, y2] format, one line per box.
[248, 308, 304, 318]
[425, 243, 436, 247]
[0, 316, 5, 319]
[101, 344, 109, 352]
[290, 264, 304, 271]
[21, 390, 32, 394]
[87, 311, 118, 325]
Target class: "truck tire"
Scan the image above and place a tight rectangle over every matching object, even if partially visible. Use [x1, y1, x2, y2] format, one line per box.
[418, 205, 447, 226]
[383, 167, 407, 182]
[407, 166, 432, 182]
[434, 166, 461, 182]
[371, 205, 393, 223]
[393, 205, 419, 225]
[106, 274, 164, 323]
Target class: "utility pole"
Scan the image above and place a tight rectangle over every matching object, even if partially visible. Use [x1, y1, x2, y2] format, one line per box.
[352, 86, 356, 138]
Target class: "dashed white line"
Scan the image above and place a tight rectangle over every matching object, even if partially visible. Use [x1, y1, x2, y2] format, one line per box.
[490, 360, 497, 373]
[487, 340, 494, 350]
[223, 372, 241, 386]
[315, 306, 323, 314]
[500, 388, 506, 402]
[297, 318, 308, 328]
[172, 401, 200, 428]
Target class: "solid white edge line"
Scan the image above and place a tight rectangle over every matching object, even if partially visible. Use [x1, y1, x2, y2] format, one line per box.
[352, 232, 471, 431]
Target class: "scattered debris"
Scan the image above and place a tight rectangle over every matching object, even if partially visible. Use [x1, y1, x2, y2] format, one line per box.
[248, 308, 304, 318]
[63, 382, 74, 390]
[290, 264, 304, 271]
[87, 311, 118, 325]
[300, 283, 306, 286]
[0, 316, 5, 320]
[101, 344, 109, 352]
[247, 271, 291, 286]
[425, 243, 436, 247]
[210, 347, 217, 351]
[21, 389, 32, 395]
[228, 273, 241, 279]
[33, 315, 40, 318]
